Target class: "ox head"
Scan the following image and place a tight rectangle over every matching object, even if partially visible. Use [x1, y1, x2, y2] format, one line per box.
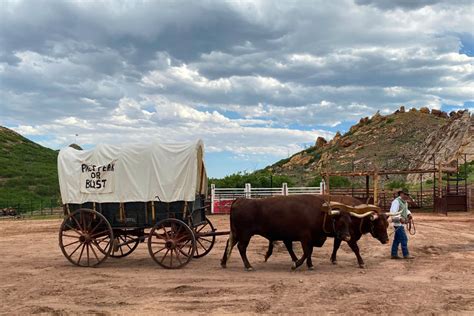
[329, 209, 352, 242]
[349, 211, 390, 244]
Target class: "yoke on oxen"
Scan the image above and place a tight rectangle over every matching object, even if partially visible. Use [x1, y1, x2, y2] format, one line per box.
[323, 201, 381, 218]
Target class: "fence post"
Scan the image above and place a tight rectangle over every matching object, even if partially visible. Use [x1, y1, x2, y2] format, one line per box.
[282, 183, 288, 196]
[320, 181, 324, 195]
[210, 184, 215, 214]
[245, 183, 251, 198]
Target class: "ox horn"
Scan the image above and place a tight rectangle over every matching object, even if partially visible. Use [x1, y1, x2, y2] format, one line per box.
[329, 210, 340, 215]
[349, 211, 374, 218]
[384, 211, 402, 217]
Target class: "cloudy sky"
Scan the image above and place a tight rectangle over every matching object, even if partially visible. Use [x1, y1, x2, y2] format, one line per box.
[1, 0, 473, 177]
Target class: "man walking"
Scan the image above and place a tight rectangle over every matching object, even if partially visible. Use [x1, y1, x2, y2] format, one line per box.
[390, 190, 415, 259]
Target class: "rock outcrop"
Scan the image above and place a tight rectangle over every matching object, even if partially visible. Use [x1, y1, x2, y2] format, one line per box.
[267, 108, 472, 186]
[407, 111, 473, 182]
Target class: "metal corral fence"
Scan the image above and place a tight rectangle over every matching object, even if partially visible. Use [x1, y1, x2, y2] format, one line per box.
[0, 198, 63, 218]
[210, 183, 324, 214]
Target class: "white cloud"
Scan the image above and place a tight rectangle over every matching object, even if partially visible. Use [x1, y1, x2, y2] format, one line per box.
[0, 0, 473, 176]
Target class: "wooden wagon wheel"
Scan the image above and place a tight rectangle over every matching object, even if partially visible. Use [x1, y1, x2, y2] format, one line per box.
[100, 231, 140, 258]
[147, 218, 196, 269]
[59, 208, 113, 267]
[193, 218, 216, 258]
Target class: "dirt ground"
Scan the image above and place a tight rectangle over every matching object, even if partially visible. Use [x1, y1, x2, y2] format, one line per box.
[1, 213, 474, 315]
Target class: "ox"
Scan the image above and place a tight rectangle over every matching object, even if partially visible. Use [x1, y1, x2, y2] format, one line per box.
[220, 195, 352, 271]
[264, 195, 393, 268]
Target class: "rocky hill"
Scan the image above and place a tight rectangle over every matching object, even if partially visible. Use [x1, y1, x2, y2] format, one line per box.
[0, 126, 60, 203]
[265, 107, 473, 186]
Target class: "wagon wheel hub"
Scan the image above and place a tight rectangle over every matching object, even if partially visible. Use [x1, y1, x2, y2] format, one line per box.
[165, 240, 176, 249]
[79, 234, 92, 243]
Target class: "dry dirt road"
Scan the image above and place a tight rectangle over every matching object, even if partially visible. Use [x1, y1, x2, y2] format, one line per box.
[1, 213, 474, 315]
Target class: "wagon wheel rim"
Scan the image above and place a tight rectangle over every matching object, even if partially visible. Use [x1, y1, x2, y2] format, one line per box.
[99, 231, 140, 258]
[59, 208, 113, 267]
[193, 218, 216, 258]
[148, 218, 195, 269]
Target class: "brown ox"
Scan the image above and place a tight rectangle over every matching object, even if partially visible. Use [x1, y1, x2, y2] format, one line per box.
[264, 195, 392, 268]
[220, 194, 352, 271]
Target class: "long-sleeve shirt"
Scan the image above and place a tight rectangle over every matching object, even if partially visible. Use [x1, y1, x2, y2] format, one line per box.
[390, 198, 411, 227]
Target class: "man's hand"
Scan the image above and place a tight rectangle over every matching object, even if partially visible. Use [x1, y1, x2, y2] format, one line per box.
[408, 214, 413, 221]
[400, 218, 406, 224]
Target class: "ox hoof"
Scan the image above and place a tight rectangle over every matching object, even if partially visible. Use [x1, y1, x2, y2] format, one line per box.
[221, 264, 227, 269]
[359, 264, 365, 269]
[245, 267, 254, 272]
[307, 266, 314, 270]
[331, 260, 337, 265]
[291, 262, 297, 270]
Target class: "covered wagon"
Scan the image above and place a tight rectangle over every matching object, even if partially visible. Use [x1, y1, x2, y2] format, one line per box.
[57, 140, 223, 268]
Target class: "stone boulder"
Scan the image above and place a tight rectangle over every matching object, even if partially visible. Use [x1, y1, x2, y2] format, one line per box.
[315, 136, 327, 148]
[420, 107, 430, 114]
[341, 139, 353, 148]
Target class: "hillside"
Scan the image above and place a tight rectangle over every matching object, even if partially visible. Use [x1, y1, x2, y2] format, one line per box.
[0, 126, 60, 204]
[265, 107, 473, 186]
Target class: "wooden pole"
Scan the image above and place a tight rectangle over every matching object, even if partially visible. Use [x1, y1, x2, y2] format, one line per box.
[365, 175, 370, 200]
[373, 172, 379, 206]
[420, 173, 423, 208]
[438, 162, 443, 198]
[325, 175, 330, 195]
[433, 154, 436, 199]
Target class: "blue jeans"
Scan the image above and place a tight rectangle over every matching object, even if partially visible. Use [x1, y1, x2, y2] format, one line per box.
[391, 226, 409, 257]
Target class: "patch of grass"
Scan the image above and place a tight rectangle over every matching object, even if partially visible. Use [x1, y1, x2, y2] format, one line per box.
[0, 127, 60, 206]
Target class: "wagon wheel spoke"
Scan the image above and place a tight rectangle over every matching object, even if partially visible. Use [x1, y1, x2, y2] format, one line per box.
[63, 239, 81, 248]
[118, 242, 124, 256]
[174, 235, 191, 243]
[89, 243, 101, 264]
[195, 222, 209, 233]
[150, 240, 166, 244]
[92, 239, 110, 253]
[77, 243, 86, 265]
[71, 215, 84, 232]
[68, 242, 84, 258]
[96, 236, 109, 245]
[62, 234, 81, 239]
[173, 248, 183, 266]
[196, 238, 207, 253]
[161, 225, 171, 240]
[91, 230, 111, 238]
[177, 239, 193, 256]
[160, 248, 170, 264]
[89, 217, 104, 235]
[86, 243, 90, 266]
[169, 248, 174, 266]
[197, 237, 213, 243]
[64, 224, 83, 235]
[192, 218, 216, 259]
[153, 246, 167, 256]
[120, 236, 133, 251]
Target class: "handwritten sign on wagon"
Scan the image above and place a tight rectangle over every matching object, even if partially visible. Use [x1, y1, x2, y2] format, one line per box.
[80, 161, 116, 194]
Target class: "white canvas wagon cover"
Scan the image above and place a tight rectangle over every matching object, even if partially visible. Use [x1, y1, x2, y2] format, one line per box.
[58, 140, 207, 204]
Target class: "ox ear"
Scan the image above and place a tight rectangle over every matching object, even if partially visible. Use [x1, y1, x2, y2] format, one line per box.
[370, 213, 379, 221]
